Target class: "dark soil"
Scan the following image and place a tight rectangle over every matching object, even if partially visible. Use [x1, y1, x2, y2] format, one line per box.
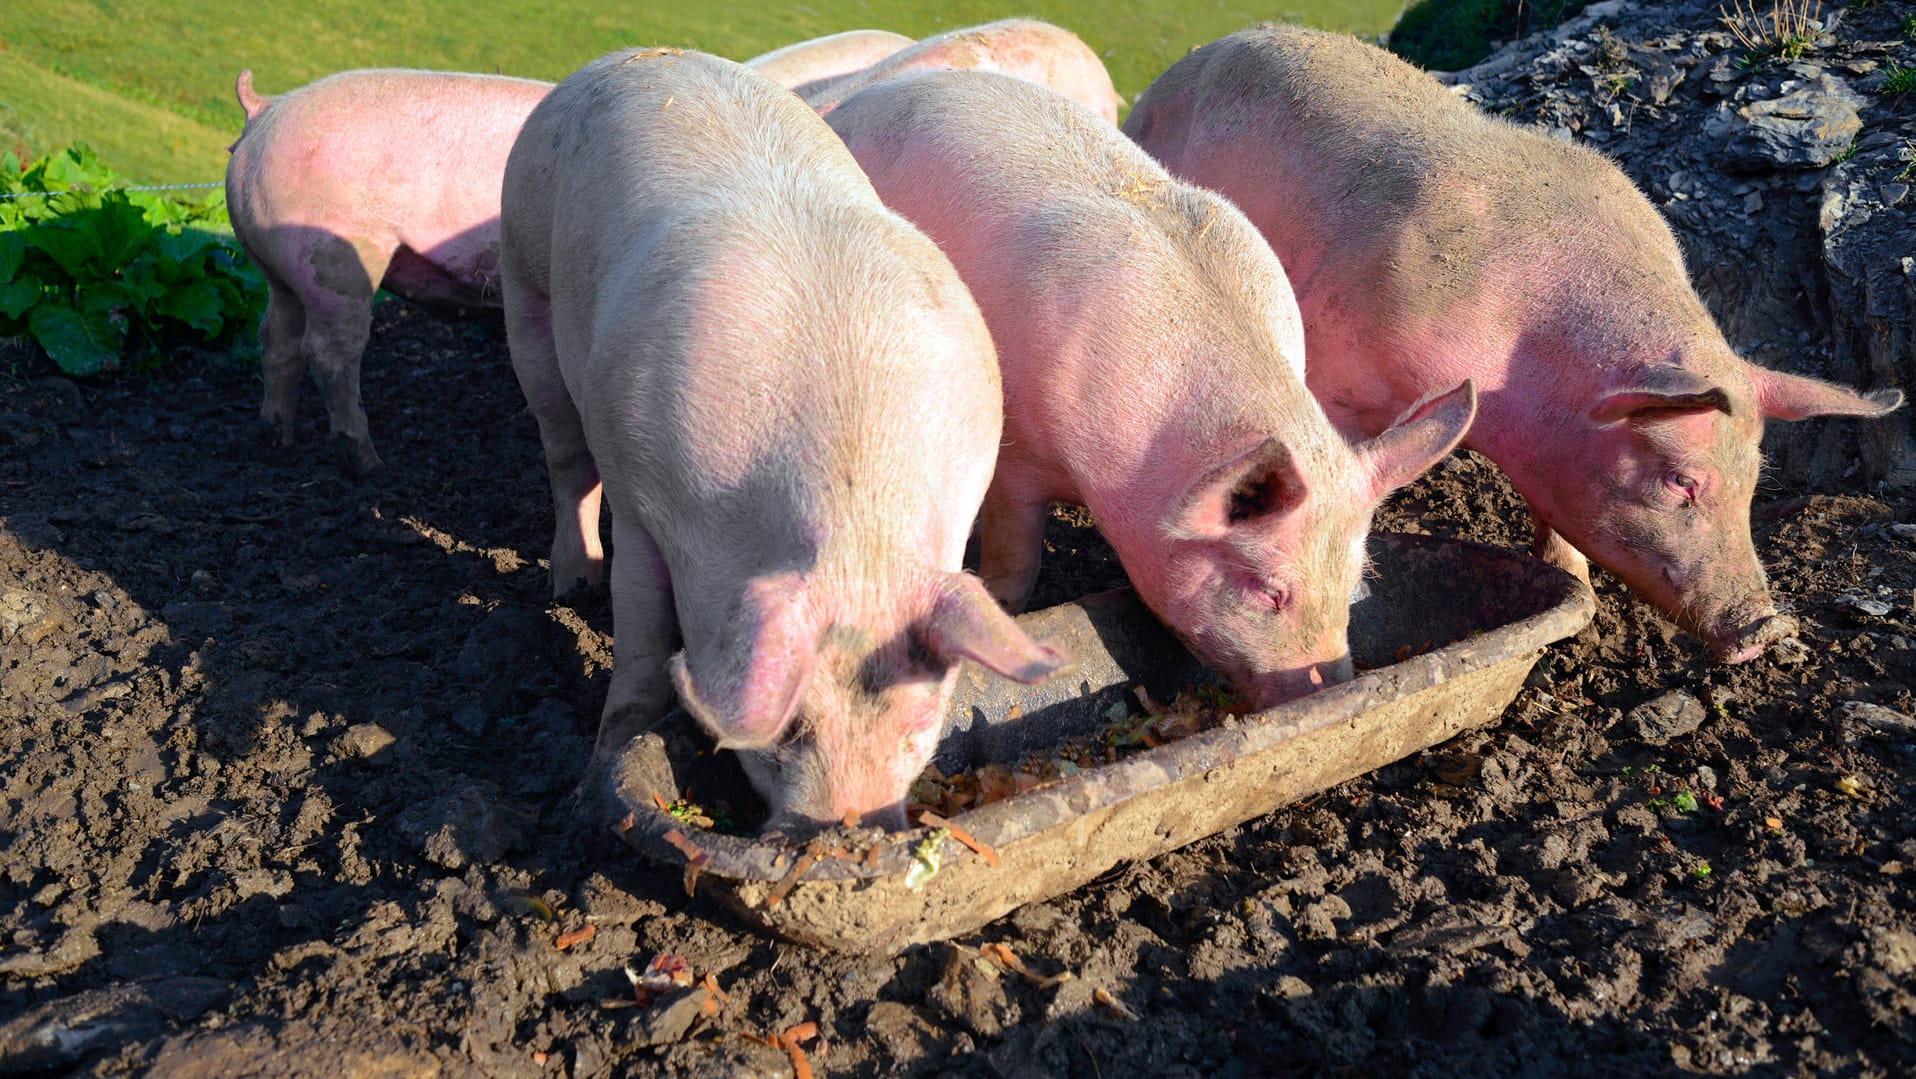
[3, 302, 1914, 1077]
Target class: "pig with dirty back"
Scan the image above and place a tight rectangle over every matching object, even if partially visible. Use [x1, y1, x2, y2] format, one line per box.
[828, 71, 1476, 707]
[800, 19, 1122, 125]
[499, 50, 1064, 830]
[225, 68, 553, 474]
[1125, 26, 1903, 663]
[744, 28, 913, 91]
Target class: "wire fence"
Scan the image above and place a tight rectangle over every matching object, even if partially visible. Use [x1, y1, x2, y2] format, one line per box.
[0, 180, 224, 202]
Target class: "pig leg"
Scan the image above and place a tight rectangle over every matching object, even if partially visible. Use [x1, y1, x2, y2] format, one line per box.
[296, 235, 390, 476]
[977, 478, 1049, 612]
[256, 270, 307, 447]
[596, 518, 677, 761]
[505, 287, 604, 596]
[1529, 510, 1593, 589]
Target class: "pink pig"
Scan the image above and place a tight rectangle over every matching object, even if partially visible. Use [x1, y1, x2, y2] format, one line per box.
[743, 29, 914, 91]
[225, 68, 553, 474]
[1125, 26, 1903, 662]
[801, 19, 1122, 125]
[221, 45, 908, 476]
[828, 71, 1475, 707]
[500, 50, 1063, 829]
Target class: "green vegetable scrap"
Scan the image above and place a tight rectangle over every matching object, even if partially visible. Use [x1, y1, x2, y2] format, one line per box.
[904, 828, 950, 890]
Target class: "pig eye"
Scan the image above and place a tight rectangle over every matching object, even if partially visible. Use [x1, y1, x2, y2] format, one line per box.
[1663, 470, 1699, 504]
[1259, 583, 1290, 611]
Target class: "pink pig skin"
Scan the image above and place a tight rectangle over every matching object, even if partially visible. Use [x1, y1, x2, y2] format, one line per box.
[1124, 26, 1904, 664]
[744, 29, 913, 89]
[500, 50, 1063, 830]
[801, 19, 1121, 125]
[220, 46, 903, 478]
[828, 71, 1475, 709]
[225, 68, 553, 475]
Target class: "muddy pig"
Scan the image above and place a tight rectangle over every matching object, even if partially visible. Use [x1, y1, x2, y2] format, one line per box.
[225, 68, 553, 474]
[828, 71, 1475, 707]
[1124, 26, 1903, 662]
[500, 50, 1064, 829]
[744, 28, 913, 91]
[800, 19, 1121, 125]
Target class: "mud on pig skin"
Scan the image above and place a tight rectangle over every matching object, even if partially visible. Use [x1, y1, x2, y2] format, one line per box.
[225, 68, 553, 475]
[499, 49, 1063, 832]
[800, 19, 1122, 125]
[744, 28, 914, 92]
[828, 70, 1474, 709]
[1124, 25, 1903, 665]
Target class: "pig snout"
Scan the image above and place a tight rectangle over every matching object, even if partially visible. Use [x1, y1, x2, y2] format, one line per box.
[1247, 653, 1355, 710]
[1700, 598, 1798, 664]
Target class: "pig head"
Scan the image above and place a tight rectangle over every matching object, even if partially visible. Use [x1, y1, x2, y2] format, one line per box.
[1522, 356, 1899, 662]
[1123, 24, 1904, 663]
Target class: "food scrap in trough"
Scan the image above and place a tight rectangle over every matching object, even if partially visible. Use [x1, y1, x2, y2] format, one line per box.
[908, 686, 1238, 817]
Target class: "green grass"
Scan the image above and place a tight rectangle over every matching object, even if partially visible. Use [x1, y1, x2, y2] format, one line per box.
[0, 1, 1404, 184]
[1885, 60, 1916, 95]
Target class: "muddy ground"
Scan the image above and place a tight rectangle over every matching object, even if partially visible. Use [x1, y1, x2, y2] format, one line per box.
[1, 303, 1913, 1077]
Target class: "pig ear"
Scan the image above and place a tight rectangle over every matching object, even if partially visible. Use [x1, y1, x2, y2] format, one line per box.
[1357, 380, 1477, 498]
[919, 574, 1067, 684]
[1590, 367, 1732, 423]
[1753, 367, 1903, 421]
[669, 573, 817, 751]
[1175, 437, 1308, 538]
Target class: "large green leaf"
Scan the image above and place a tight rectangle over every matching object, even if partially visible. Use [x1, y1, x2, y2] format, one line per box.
[0, 277, 39, 320]
[155, 279, 224, 336]
[155, 226, 222, 266]
[39, 144, 116, 192]
[28, 301, 125, 376]
[0, 232, 23, 283]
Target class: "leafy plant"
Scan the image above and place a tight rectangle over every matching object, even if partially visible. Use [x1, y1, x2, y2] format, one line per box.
[1884, 60, 1916, 96]
[1900, 13, 1916, 38]
[0, 143, 263, 376]
[1720, 0, 1825, 63]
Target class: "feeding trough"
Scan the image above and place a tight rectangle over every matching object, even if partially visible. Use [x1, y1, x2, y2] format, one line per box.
[609, 532, 1596, 955]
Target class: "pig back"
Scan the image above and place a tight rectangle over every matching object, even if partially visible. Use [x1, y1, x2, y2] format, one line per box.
[229, 69, 551, 234]
[503, 49, 1001, 560]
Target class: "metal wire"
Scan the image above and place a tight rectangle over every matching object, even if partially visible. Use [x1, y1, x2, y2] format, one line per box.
[0, 181, 224, 202]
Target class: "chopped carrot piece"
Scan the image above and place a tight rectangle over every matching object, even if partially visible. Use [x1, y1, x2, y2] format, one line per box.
[917, 810, 1000, 867]
[555, 924, 597, 950]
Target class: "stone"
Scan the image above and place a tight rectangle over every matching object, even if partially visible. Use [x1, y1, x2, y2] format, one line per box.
[1624, 689, 1707, 744]
[329, 723, 395, 761]
[1843, 700, 1916, 734]
[1725, 76, 1863, 171]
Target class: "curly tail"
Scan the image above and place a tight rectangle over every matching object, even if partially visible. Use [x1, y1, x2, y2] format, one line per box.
[235, 69, 267, 121]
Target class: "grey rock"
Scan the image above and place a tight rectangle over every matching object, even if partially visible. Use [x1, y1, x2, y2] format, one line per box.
[1725, 76, 1863, 171]
[1625, 689, 1707, 744]
[1843, 699, 1916, 734]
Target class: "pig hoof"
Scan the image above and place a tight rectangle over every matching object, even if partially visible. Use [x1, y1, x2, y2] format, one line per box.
[258, 414, 296, 448]
[333, 434, 384, 477]
[1710, 613, 1798, 664]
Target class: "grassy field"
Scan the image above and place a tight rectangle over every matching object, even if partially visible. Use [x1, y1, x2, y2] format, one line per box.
[0, 1, 1403, 183]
